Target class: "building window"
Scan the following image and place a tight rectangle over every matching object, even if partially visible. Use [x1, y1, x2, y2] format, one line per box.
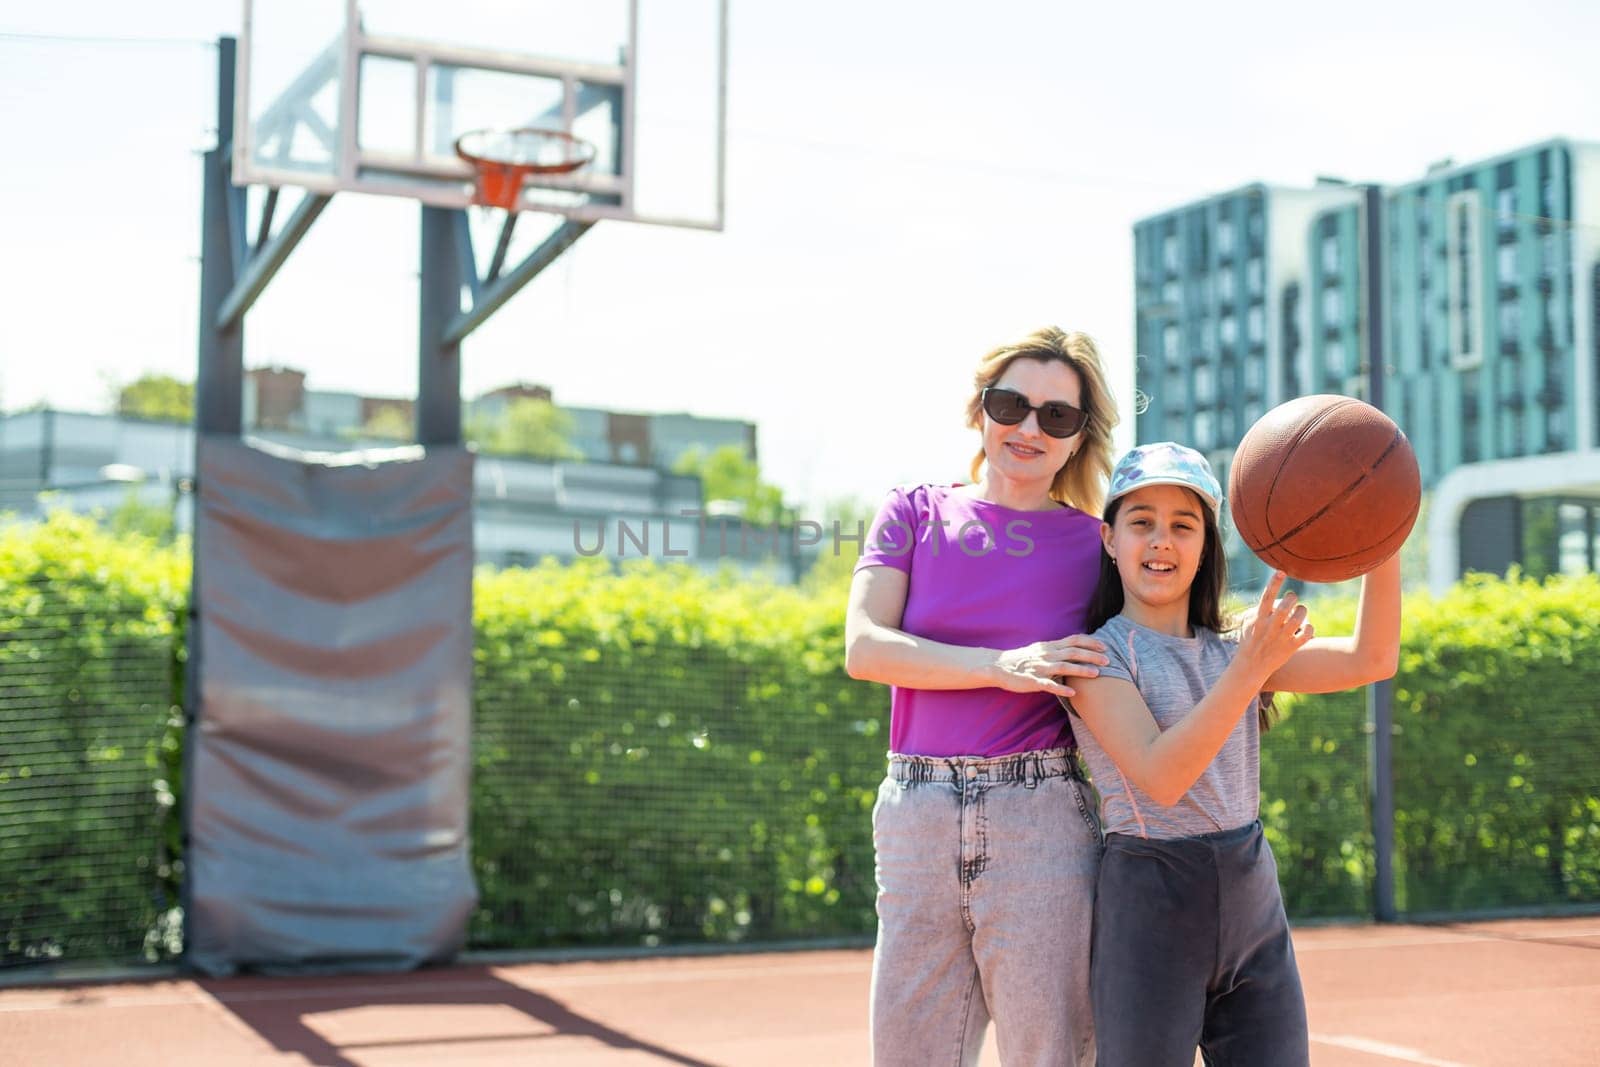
[1496, 187, 1516, 226]
[1461, 370, 1481, 462]
[1498, 243, 1518, 286]
[1558, 504, 1590, 574]
[1164, 366, 1183, 400]
[1246, 306, 1264, 345]
[1446, 192, 1480, 366]
[1246, 257, 1263, 297]
[1195, 364, 1215, 404]
[1220, 315, 1237, 348]
[1542, 231, 1561, 277]
[1163, 325, 1179, 360]
[1247, 210, 1264, 246]
[1244, 400, 1264, 428]
[1321, 235, 1340, 274]
[1325, 338, 1346, 378]
[1244, 356, 1264, 393]
[1218, 269, 1235, 303]
[1322, 287, 1343, 324]
[1218, 219, 1235, 259]
[1163, 279, 1182, 305]
[1163, 234, 1179, 273]
[1540, 177, 1558, 220]
[1498, 302, 1520, 343]
[1194, 410, 1214, 450]
[1546, 407, 1564, 451]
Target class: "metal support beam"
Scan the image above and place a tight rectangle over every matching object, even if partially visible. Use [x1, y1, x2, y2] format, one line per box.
[418, 205, 465, 445]
[226, 179, 249, 278]
[452, 211, 481, 304]
[486, 213, 517, 284]
[443, 219, 593, 346]
[216, 192, 332, 332]
[197, 37, 245, 437]
[1363, 182, 1398, 923]
[254, 187, 280, 254]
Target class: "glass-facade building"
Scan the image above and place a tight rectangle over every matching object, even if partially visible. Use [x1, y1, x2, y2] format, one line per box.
[1134, 139, 1600, 590]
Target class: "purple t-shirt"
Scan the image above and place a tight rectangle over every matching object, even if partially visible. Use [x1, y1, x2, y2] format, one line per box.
[853, 483, 1103, 757]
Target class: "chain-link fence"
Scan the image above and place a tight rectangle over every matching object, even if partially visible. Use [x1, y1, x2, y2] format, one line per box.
[4, 550, 1597, 974]
[1, 579, 182, 970]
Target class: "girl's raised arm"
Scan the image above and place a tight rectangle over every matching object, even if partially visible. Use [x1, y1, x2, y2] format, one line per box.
[1260, 552, 1402, 695]
[1069, 573, 1311, 805]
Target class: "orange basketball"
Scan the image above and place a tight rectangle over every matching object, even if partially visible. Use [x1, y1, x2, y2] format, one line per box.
[1228, 395, 1421, 583]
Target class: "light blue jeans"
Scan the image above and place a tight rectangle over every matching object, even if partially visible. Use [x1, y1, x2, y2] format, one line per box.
[870, 748, 1102, 1066]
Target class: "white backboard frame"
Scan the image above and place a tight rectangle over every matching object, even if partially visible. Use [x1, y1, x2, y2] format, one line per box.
[234, 0, 726, 230]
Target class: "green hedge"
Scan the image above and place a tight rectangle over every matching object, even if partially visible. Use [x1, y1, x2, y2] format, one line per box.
[3, 513, 1597, 967]
[470, 558, 885, 947]
[1261, 573, 1600, 916]
[0, 513, 186, 966]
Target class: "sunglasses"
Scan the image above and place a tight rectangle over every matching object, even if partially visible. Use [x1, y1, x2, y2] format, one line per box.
[981, 387, 1089, 439]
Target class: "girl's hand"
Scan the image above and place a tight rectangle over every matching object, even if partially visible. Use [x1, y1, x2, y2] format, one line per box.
[1236, 571, 1314, 683]
[993, 635, 1109, 698]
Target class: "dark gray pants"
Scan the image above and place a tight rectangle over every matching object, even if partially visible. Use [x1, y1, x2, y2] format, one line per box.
[1092, 820, 1309, 1067]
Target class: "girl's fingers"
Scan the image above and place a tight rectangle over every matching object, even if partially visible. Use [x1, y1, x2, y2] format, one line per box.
[1257, 571, 1287, 619]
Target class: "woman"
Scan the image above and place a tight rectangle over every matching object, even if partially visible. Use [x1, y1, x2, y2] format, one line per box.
[1064, 442, 1401, 1064]
[844, 326, 1118, 1066]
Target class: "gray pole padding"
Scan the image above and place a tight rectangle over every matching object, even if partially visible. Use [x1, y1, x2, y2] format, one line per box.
[186, 437, 478, 976]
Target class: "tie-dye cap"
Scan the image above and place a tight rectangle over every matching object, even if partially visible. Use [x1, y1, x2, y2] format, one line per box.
[1106, 442, 1222, 512]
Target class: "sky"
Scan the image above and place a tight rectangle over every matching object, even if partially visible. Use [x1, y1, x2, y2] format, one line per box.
[3, 0, 1600, 513]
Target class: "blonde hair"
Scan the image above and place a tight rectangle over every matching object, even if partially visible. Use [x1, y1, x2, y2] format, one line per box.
[964, 326, 1119, 514]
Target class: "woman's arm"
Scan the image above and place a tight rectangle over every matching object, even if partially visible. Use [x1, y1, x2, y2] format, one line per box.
[1068, 572, 1311, 805]
[1260, 552, 1402, 695]
[844, 565, 1107, 699]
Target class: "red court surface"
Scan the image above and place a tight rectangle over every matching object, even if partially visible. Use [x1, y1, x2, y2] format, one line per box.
[3, 917, 1596, 1066]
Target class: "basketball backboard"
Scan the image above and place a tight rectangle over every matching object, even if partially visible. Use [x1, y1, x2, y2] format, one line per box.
[235, 0, 726, 229]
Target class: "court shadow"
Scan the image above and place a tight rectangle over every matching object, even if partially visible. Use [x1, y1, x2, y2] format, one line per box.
[199, 964, 727, 1067]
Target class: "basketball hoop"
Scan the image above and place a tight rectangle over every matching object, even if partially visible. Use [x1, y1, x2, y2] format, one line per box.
[454, 127, 598, 211]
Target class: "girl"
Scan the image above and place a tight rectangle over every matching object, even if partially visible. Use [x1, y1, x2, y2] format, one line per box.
[846, 327, 1119, 1066]
[1064, 442, 1401, 1066]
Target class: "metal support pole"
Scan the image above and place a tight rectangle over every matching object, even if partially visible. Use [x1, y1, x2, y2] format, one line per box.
[418, 205, 464, 445]
[197, 37, 244, 436]
[186, 33, 242, 968]
[1364, 182, 1398, 922]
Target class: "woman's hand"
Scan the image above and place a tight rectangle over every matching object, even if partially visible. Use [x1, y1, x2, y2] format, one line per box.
[1235, 571, 1314, 684]
[993, 634, 1108, 698]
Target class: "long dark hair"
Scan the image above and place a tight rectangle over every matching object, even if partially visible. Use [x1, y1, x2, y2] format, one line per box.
[1083, 491, 1276, 731]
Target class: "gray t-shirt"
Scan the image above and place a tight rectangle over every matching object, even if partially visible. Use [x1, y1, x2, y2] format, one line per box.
[1067, 614, 1260, 839]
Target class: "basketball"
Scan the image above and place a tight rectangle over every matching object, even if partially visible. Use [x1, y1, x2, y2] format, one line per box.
[1228, 394, 1421, 583]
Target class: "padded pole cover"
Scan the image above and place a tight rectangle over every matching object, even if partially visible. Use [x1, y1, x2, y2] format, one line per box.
[187, 437, 477, 976]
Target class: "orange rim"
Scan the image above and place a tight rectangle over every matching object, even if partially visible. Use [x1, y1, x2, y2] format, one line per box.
[454, 128, 597, 210]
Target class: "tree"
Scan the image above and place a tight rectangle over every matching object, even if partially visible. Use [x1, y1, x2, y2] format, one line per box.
[800, 494, 877, 596]
[116, 374, 194, 423]
[107, 490, 176, 544]
[467, 398, 581, 460]
[673, 445, 788, 527]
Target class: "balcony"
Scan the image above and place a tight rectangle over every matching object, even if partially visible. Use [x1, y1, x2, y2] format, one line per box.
[1537, 378, 1565, 407]
[1499, 338, 1520, 357]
